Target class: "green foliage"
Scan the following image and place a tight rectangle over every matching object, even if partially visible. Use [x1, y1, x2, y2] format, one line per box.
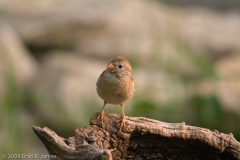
[0, 73, 77, 153]
[0, 73, 22, 153]
[175, 40, 218, 81]
[131, 99, 157, 117]
[190, 94, 240, 140]
[190, 95, 223, 127]
[131, 94, 240, 141]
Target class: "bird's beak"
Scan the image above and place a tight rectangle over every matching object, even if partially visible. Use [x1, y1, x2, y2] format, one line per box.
[107, 63, 115, 70]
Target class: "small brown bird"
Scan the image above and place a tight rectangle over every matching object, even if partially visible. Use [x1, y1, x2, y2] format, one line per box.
[96, 56, 134, 131]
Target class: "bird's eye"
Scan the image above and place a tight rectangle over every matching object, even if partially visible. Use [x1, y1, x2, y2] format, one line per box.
[118, 65, 123, 69]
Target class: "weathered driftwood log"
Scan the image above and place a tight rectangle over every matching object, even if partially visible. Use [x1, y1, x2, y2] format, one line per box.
[32, 112, 240, 160]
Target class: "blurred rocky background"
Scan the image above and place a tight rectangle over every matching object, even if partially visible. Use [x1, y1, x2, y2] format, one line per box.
[0, 0, 240, 155]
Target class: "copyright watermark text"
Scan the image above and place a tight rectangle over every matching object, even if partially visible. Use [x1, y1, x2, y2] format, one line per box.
[2, 154, 56, 159]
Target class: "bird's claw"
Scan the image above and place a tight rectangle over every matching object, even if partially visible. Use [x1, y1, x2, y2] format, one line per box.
[97, 109, 105, 127]
[117, 114, 125, 131]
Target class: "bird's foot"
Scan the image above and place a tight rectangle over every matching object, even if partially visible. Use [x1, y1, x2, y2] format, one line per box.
[117, 114, 125, 131]
[97, 109, 105, 127]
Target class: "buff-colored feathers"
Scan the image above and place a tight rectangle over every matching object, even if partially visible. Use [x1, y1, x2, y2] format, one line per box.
[96, 56, 134, 131]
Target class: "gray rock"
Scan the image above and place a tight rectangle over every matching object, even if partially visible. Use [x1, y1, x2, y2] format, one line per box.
[0, 20, 37, 99]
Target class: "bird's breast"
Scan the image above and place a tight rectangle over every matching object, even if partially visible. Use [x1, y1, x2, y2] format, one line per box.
[96, 72, 134, 105]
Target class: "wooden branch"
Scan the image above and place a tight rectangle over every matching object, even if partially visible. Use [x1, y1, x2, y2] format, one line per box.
[32, 113, 240, 160]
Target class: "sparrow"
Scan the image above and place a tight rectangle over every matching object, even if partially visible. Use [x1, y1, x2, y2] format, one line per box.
[96, 56, 134, 131]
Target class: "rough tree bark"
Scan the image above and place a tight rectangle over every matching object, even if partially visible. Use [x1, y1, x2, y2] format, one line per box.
[32, 113, 240, 160]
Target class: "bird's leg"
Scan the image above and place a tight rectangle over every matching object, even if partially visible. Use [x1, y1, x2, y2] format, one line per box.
[118, 104, 125, 131]
[97, 101, 107, 127]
